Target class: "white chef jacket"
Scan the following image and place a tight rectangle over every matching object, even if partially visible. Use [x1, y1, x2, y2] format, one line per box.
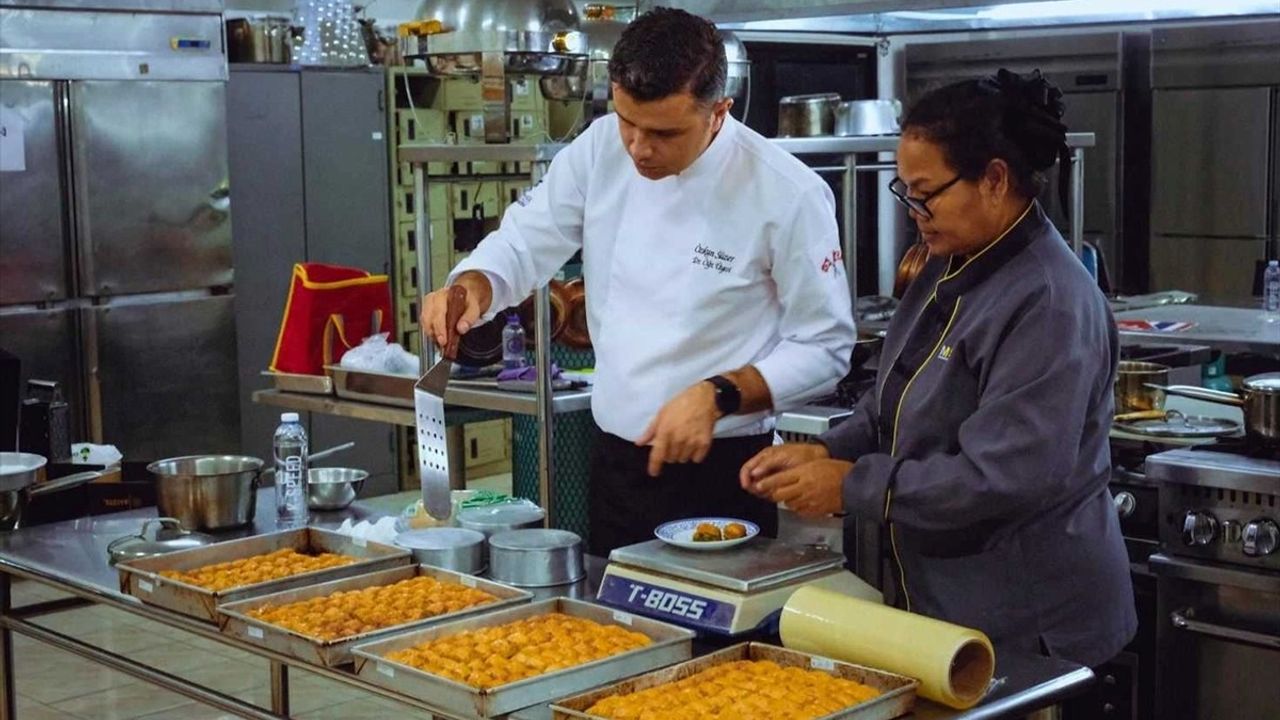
[449, 114, 855, 442]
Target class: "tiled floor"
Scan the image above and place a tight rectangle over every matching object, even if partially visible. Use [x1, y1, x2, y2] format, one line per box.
[8, 580, 439, 719]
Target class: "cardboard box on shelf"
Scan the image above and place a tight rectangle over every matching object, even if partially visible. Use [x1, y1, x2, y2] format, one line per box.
[443, 76, 544, 113]
[394, 182, 449, 224]
[464, 418, 511, 469]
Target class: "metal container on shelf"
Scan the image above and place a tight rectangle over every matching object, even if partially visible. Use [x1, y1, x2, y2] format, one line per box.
[834, 99, 901, 137]
[225, 15, 301, 64]
[409, 0, 585, 142]
[778, 93, 841, 137]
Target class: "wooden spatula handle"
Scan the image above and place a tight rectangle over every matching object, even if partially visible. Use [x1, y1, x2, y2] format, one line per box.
[442, 284, 468, 361]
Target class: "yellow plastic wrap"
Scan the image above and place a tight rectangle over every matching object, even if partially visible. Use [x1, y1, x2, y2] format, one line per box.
[780, 586, 995, 710]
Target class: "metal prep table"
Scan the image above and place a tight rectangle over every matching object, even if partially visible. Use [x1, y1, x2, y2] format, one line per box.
[1114, 304, 1280, 357]
[0, 489, 1091, 720]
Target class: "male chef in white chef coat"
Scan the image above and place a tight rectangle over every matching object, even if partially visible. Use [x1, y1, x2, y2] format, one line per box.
[422, 7, 854, 555]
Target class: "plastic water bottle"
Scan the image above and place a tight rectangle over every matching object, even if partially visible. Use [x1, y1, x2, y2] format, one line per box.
[273, 412, 309, 526]
[1264, 260, 1280, 321]
[502, 314, 526, 369]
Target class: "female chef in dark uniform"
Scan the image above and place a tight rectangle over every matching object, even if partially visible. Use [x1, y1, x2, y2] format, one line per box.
[742, 69, 1136, 670]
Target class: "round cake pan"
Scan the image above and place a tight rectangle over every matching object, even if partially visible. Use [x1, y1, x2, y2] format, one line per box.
[394, 527, 486, 575]
[488, 528, 585, 588]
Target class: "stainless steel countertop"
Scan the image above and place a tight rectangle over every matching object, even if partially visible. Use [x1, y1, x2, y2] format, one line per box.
[1113, 304, 1280, 356]
[0, 489, 1092, 719]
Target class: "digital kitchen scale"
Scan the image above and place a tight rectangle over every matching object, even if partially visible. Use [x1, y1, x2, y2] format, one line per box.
[597, 537, 881, 636]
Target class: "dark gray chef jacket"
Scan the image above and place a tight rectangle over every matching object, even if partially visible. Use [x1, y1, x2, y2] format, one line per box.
[821, 202, 1136, 668]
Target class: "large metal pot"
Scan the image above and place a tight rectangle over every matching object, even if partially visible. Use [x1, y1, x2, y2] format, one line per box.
[226, 16, 302, 64]
[1159, 373, 1280, 445]
[834, 99, 901, 137]
[778, 93, 840, 138]
[0, 452, 101, 531]
[148, 455, 262, 531]
[1116, 361, 1170, 414]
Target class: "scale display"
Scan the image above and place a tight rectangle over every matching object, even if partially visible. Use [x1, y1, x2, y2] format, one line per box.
[597, 574, 738, 633]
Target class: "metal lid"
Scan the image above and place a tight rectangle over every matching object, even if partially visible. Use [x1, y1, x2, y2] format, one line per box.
[456, 502, 545, 529]
[489, 528, 581, 551]
[1115, 411, 1242, 439]
[394, 527, 484, 550]
[1244, 372, 1280, 393]
[107, 518, 216, 564]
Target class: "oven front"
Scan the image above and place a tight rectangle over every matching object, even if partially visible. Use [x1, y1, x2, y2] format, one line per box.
[1151, 553, 1280, 719]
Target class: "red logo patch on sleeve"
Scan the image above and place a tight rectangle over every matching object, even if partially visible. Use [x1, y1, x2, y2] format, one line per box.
[820, 249, 844, 273]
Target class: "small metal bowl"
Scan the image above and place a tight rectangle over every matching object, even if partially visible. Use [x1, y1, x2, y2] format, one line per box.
[306, 468, 368, 511]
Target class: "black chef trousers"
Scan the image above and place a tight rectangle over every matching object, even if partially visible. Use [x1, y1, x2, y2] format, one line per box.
[587, 428, 779, 556]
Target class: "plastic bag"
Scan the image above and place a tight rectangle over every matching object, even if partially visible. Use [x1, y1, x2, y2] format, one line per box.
[340, 333, 419, 376]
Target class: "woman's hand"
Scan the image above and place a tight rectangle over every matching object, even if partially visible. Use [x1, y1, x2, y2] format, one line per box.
[750, 459, 852, 518]
[739, 443, 830, 494]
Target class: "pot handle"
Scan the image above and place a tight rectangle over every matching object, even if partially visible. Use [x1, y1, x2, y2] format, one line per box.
[29, 470, 102, 497]
[260, 441, 356, 479]
[1145, 384, 1244, 407]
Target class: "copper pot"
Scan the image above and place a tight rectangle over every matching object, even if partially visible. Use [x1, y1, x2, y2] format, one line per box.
[893, 242, 930, 299]
[1115, 362, 1169, 414]
[558, 278, 591, 350]
[516, 279, 569, 342]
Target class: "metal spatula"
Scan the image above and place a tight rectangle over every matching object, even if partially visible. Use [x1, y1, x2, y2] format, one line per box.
[417, 285, 467, 520]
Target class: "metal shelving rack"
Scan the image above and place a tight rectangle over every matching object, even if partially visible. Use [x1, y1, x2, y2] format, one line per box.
[771, 131, 1097, 303]
[403, 142, 571, 526]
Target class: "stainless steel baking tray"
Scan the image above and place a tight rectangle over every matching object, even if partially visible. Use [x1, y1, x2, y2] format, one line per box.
[218, 564, 532, 666]
[262, 370, 334, 395]
[551, 642, 918, 720]
[351, 598, 695, 719]
[326, 365, 415, 407]
[116, 528, 411, 622]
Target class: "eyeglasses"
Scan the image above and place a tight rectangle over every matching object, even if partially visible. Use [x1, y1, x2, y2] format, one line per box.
[888, 175, 963, 220]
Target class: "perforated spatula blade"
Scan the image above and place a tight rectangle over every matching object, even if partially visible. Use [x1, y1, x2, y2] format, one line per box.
[416, 285, 467, 520]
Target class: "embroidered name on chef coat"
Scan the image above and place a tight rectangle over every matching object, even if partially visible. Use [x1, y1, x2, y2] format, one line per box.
[692, 243, 736, 274]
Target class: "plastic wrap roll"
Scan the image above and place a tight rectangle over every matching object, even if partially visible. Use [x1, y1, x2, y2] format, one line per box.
[780, 586, 995, 709]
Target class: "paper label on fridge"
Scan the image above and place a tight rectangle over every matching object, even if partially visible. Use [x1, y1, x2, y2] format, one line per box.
[0, 107, 26, 172]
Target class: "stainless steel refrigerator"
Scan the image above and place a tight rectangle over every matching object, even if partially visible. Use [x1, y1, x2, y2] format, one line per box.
[1148, 20, 1280, 302]
[0, 1, 239, 459]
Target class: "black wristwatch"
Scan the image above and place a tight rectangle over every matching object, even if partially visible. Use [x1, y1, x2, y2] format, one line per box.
[705, 375, 741, 416]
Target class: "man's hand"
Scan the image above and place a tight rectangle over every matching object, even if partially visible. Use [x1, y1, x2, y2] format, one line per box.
[749, 458, 851, 517]
[420, 271, 493, 348]
[636, 381, 720, 477]
[739, 442, 830, 494]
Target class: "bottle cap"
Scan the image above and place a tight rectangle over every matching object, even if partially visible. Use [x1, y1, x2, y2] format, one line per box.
[281, 412, 300, 423]
[506, 313, 522, 325]
[1270, 260, 1278, 267]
